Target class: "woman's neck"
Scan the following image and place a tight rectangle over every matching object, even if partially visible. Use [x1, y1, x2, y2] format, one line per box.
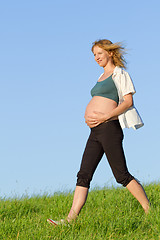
[103, 62, 116, 74]
[103, 63, 116, 75]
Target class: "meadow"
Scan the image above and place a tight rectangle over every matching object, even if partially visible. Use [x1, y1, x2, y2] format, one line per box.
[0, 183, 160, 239]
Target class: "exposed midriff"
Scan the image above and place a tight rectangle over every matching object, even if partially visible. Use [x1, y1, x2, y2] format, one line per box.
[85, 96, 118, 122]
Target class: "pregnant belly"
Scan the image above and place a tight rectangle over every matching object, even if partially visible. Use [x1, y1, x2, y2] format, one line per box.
[85, 96, 118, 121]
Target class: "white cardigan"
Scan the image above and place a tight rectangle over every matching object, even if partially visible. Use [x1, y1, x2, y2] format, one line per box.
[105, 66, 144, 130]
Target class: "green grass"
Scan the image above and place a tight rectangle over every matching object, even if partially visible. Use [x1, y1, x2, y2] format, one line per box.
[0, 183, 160, 239]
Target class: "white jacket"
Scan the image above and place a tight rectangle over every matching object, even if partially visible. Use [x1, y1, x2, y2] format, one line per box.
[111, 67, 144, 130]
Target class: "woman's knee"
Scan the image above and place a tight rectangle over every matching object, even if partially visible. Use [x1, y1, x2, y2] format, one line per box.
[115, 173, 134, 187]
[76, 171, 92, 189]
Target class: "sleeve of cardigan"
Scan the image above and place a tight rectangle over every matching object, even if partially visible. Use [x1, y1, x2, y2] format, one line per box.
[121, 70, 136, 96]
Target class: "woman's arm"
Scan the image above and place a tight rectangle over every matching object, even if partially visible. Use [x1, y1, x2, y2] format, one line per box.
[85, 93, 133, 128]
[106, 93, 133, 119]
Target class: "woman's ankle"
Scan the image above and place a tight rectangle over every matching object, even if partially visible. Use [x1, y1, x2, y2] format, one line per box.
[143, 202, 150, 214]
[67, 209, 78, 222]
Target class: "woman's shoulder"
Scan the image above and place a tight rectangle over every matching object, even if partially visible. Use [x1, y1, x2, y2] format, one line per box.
[113, 67, 132, 84]
[113, 66, 135, 92]
[113, 66, 129, 75]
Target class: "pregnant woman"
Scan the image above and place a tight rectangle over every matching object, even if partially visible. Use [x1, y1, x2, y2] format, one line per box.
[47, 39, 150, 226]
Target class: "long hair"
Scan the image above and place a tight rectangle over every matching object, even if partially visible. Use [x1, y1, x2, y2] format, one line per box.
[91, 39, 127, 69]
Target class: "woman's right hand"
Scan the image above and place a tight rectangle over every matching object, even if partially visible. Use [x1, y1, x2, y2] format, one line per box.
[85, 111, 109, 128]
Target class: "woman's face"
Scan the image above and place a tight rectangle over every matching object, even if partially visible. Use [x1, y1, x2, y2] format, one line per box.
[93, 46, 112, 68]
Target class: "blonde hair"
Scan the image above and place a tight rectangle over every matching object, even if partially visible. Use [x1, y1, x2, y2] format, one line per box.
[91, 39, 127, 69]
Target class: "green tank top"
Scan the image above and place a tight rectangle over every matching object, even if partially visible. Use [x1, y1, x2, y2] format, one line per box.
[91, 74, 119, 104]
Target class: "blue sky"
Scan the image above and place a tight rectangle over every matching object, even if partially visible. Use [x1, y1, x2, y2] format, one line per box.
[0, 0, 160, 198]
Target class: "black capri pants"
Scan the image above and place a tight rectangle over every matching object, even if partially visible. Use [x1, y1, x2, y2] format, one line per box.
[76, 120, 134, 189]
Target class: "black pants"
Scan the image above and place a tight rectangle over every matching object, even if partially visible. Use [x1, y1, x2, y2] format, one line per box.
[76, 120, 134, 189]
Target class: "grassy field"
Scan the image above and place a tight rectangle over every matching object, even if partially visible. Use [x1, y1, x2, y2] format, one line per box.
[0, 183, 160, 240]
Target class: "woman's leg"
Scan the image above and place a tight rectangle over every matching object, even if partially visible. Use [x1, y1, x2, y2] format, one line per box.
[126, 179, 150, 213]
[67, 129, 104, 221]
[101, 120, 150, 213]
[67, 186, 88, 221]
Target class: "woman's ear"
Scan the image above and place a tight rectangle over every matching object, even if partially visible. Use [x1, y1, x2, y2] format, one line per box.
[108, 51, 113, 57]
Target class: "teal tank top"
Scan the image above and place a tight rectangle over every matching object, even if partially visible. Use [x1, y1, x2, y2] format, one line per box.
[91, 75, 119, 104]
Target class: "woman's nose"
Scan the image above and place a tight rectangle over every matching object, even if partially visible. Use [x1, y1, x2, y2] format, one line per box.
[96, 55, 100, 60]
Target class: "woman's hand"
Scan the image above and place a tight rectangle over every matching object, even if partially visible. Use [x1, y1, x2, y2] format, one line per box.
[85, 93, 133, 128]
[85, 111, 109, 128]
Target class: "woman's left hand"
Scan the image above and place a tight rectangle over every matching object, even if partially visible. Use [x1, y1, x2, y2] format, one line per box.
[85, 111, 109, 128]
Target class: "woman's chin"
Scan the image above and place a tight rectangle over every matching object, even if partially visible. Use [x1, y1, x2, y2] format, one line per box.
[98, 63, 105, 68]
